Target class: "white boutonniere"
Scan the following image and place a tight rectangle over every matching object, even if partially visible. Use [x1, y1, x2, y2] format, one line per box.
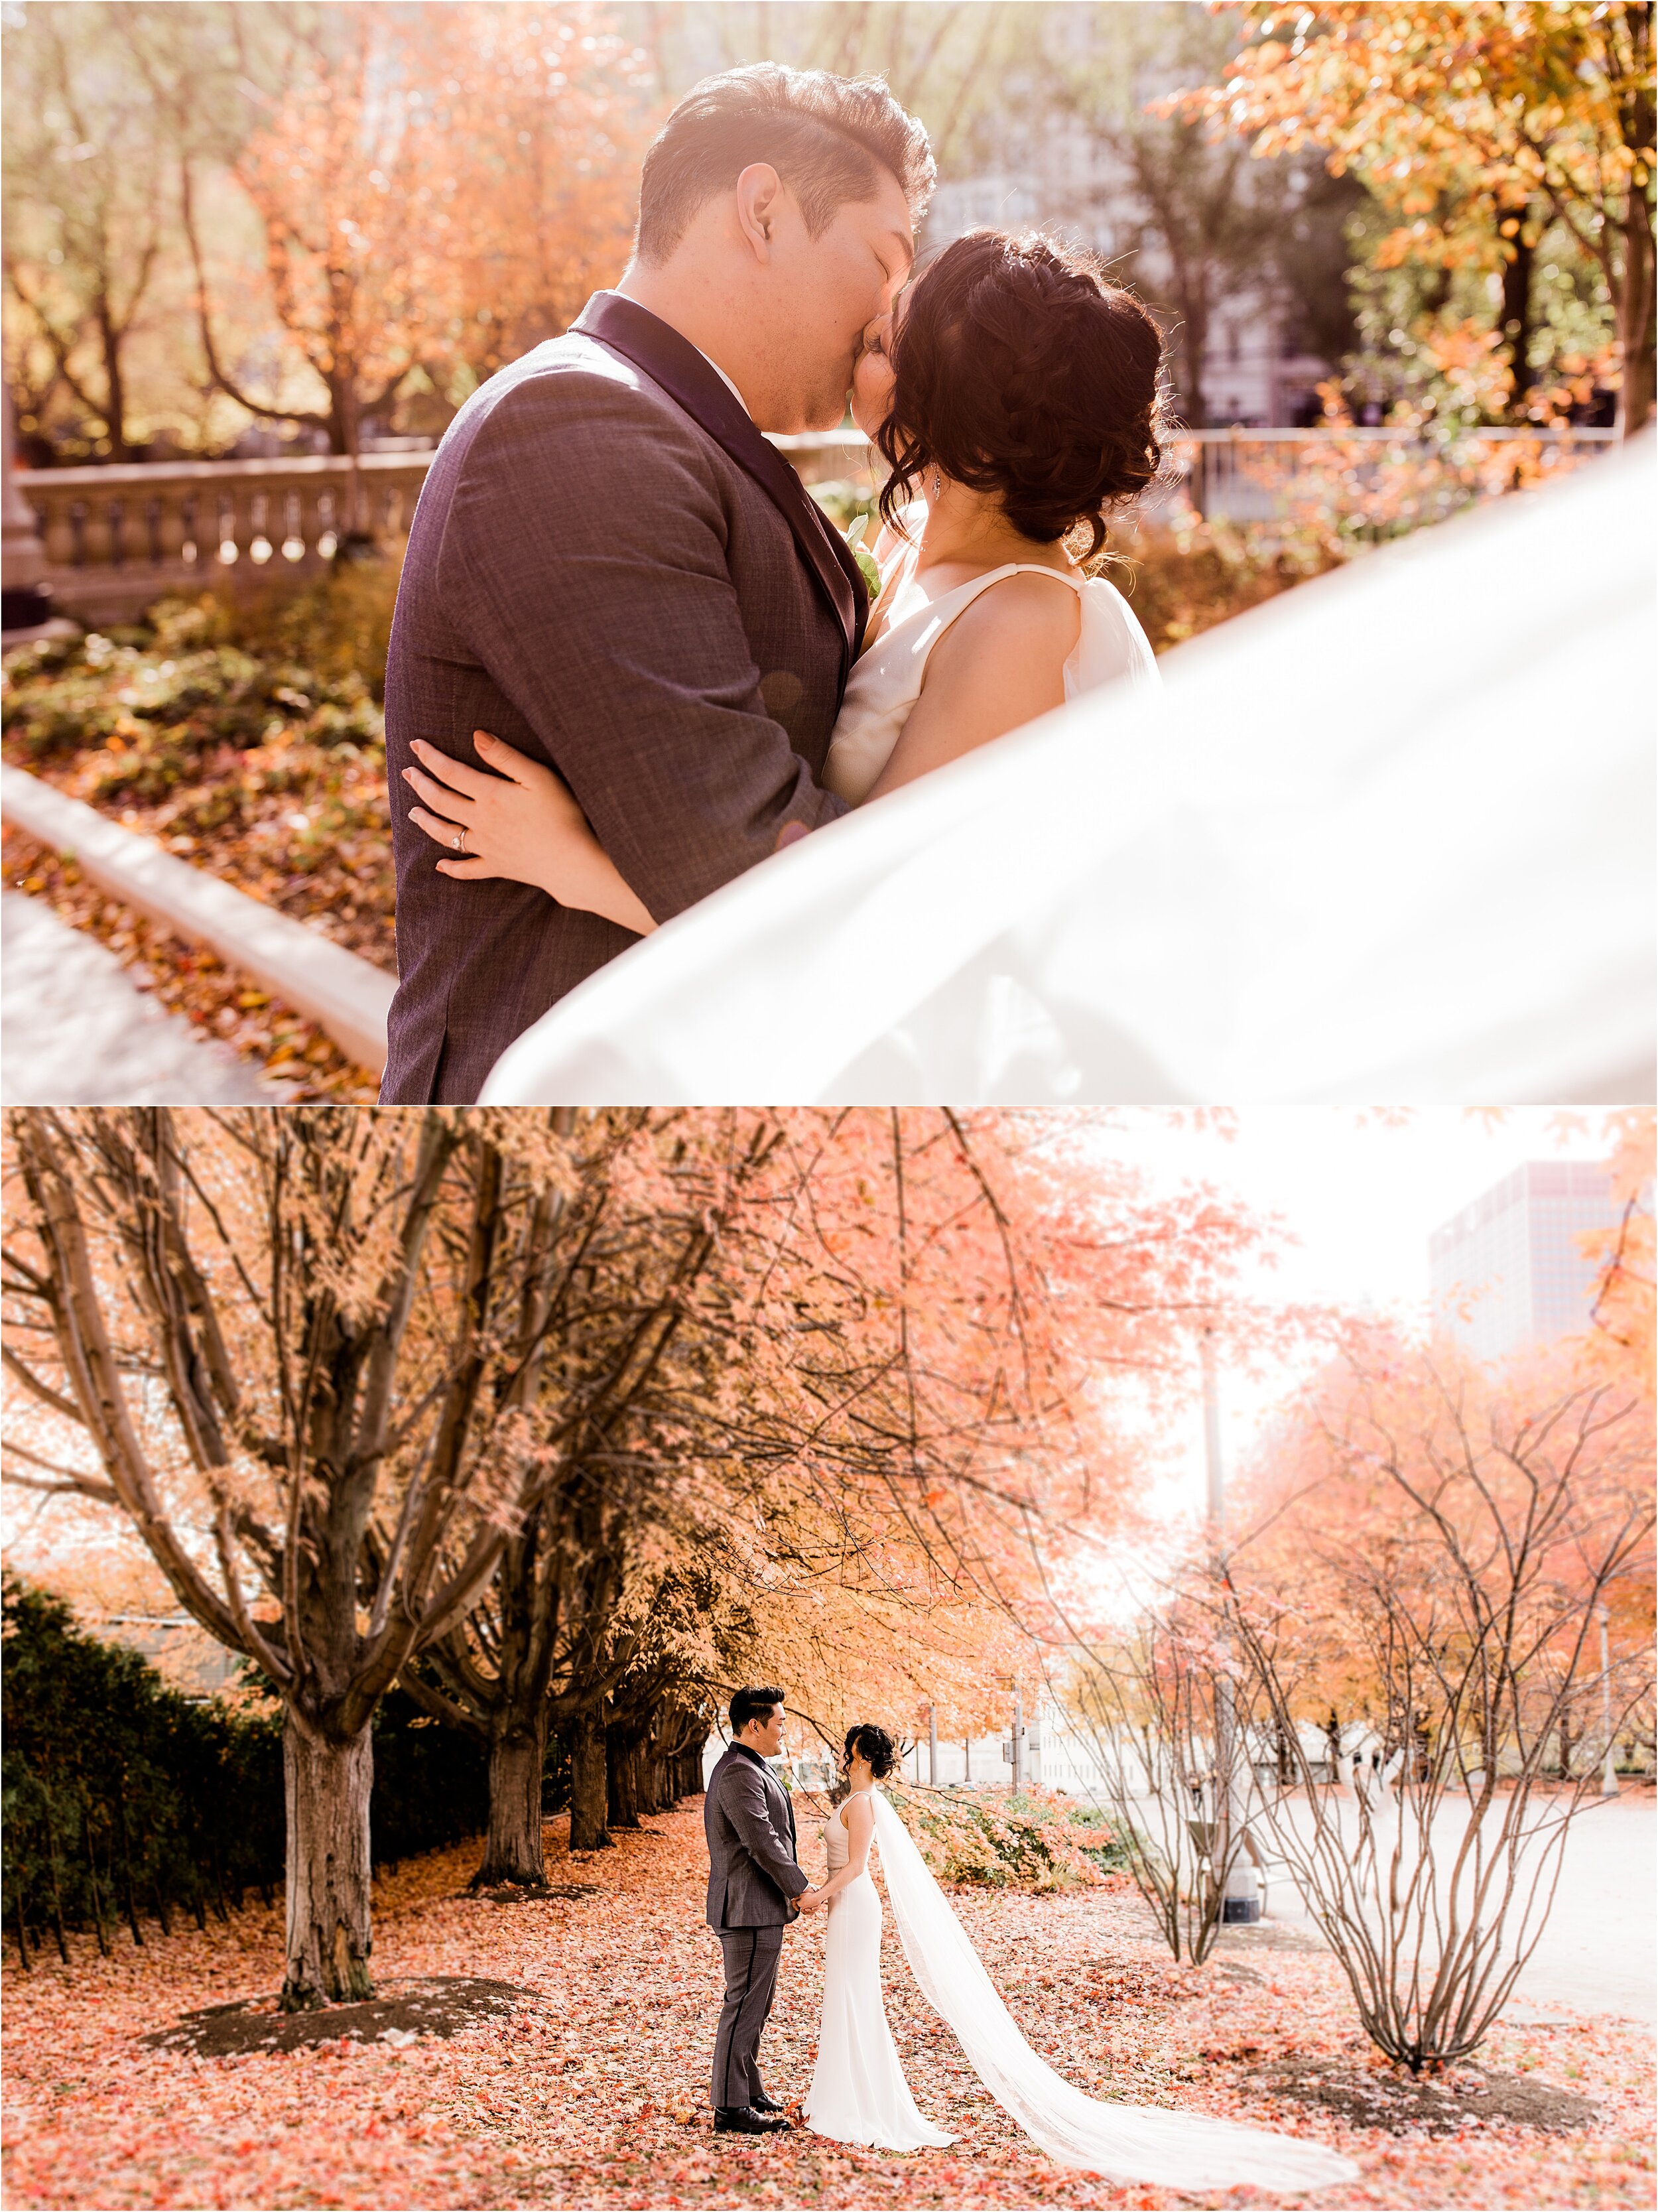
[845, 513, 881, 596]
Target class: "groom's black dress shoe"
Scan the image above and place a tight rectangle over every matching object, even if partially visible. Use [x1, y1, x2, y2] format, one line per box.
[714, 2105, 788, 2134]
[749, 2093, 786, 2113]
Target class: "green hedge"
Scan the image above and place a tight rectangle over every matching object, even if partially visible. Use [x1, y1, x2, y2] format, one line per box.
[1, 1577, 487, 1964]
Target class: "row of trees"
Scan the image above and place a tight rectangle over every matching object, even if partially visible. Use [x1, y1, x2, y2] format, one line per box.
[11, 3, 1646, 465]
[1, 1105, 1280, 2008]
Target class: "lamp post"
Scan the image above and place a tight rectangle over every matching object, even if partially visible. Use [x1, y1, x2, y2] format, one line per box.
[1202, 1328, 1261, 1921]
[1599, 1603, 1618, 1797]
[928, 1702, 938, 1787]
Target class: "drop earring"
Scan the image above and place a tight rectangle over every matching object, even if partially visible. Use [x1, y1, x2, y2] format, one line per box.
[931, 470, 943, 499]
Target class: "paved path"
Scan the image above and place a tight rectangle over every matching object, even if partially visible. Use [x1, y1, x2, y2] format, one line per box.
[1256, 1791, 1655, 2023]
[1, 893, 277, 1104]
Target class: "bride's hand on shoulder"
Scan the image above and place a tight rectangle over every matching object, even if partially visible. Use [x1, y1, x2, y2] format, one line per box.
[403, 733, 657, 936]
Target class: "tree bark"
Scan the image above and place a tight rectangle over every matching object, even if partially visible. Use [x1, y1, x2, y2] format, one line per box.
[281, 1719, 373, 2010]
[638, 1750, 663, 1817]
[568, 1712, 613, 1851]
[1617, 190, 1655, 438]
[472, 1714, 548, 1888]
[607, 1726, 641, 1829]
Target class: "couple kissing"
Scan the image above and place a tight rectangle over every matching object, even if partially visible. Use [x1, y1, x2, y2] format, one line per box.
[383, 62, 1163, 1104]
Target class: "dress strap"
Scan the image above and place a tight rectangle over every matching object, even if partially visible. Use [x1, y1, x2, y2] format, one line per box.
[950, 562, 1086, 606]
[901, 562, 1085, 675]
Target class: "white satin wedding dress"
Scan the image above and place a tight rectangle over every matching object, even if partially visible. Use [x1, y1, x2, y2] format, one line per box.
[822, 523, 1161, 804]
[802, 1791, 956, 2150]
[804, 1789, 1359, 2194]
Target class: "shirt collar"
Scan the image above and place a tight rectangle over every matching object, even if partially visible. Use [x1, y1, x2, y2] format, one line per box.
[693, 344, 749, 417]
[730, 1739, 769, 1768]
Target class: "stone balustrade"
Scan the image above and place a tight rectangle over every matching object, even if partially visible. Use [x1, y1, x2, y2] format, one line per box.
[17, 452, 434, 624]
[15, 431, 877, 626]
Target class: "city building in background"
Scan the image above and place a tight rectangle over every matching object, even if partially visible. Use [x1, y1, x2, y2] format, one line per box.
[1429, 1161, 1617, 1363]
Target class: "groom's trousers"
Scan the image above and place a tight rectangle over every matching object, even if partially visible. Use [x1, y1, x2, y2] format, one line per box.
[711, 1925, 785, 2109]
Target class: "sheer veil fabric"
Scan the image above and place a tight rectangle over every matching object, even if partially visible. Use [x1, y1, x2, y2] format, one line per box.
[869, 1793, 1360, 2193]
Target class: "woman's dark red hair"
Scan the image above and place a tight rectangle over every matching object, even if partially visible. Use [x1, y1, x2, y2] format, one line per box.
[876, 229, 1166, 563]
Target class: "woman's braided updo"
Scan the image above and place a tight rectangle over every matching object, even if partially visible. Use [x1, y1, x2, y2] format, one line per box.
[876, 229, 1167, 564]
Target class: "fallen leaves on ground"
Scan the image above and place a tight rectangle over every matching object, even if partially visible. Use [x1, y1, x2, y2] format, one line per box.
[0, 828, 379, 1101]
[3, 1802, 1651, 2211]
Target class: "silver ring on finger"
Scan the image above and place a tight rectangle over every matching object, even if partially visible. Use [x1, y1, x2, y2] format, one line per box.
[452, 826, 468, 854]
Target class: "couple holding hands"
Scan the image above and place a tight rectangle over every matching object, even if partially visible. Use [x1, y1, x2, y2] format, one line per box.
[701, 1686, 1356, 2191]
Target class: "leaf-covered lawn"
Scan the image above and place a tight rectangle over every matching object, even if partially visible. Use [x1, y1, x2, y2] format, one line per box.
[3, 1802, 1650, 2211]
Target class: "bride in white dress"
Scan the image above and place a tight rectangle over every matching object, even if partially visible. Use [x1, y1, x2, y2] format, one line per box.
[399, 229, 1165, 930]
[802, 1727, 955, 2152]
[802, 1723, 1360, 2195]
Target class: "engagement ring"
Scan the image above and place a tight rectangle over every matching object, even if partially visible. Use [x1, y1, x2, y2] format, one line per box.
[452, 828, 468, 853]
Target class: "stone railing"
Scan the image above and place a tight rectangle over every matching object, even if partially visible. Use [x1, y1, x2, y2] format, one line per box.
[15, 431, 876, 625]
[17, 452, 432, 624]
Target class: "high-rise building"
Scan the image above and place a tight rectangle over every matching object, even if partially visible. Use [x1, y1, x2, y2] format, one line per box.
[1429, 1161, 1616, 1362]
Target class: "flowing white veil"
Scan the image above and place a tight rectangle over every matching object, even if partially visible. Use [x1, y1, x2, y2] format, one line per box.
[870, 1791, 1358, 2193]
[479, 436, 1654, 1109]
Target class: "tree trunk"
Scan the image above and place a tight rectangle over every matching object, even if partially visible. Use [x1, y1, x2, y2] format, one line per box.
[1618, 191, 1655, 438]
[472, 1715, 548, 1888]
[1500, 224, 1536, 417]
[639, 1750, 663, 1816]
[281, 1719, 373, 2011]
[607, 1728, 642, 1829]
[568, 1713, 613, 1851]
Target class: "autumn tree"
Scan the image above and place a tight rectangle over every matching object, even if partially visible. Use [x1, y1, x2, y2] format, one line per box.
[1, 3, 173, 458]
[406, 1106, 1290, 1878]
[1224, 1332, 1653, 2068]
[421, 3, 653, 399]
[1030, 2, 1329, 428]
[396, 1108, 777, 1874]
[5, 1106, 1293, 1990]
[1178, 3, 1657, 432]
[2, 1108, 585, 2009]
[1582, 1106, 1656, 1396]
[145, 3, 649, 461]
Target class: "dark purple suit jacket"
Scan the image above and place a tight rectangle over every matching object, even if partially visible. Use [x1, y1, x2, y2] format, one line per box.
[381, 293, 867, 1103]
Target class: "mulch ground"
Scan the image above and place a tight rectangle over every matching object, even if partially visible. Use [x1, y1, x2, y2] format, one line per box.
[1, 1803, 1651, 2211]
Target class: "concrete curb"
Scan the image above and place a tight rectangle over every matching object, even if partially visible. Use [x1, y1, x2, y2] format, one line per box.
[1, 763, 393, 1074]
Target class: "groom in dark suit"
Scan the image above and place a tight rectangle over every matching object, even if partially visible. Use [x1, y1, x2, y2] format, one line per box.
[381, 65, 933, 1102]
[703, 1686, 822, 2133]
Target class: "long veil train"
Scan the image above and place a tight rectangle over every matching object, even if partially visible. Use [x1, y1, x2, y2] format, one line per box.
[870, 1791, 1359, 2193]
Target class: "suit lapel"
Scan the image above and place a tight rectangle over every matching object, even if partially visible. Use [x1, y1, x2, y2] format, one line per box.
[572, 291, 869, 676]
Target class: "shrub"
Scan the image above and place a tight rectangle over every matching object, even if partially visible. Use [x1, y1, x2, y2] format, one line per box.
[1, 1577, 489, 1967]
[883, 1782, 1123, 1892]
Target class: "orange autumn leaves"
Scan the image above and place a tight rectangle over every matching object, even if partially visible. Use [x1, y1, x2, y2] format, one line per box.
[1173, 3, 1655, 430]
[1, 1109, 1288, 1756]
[230, 3, 653, 451]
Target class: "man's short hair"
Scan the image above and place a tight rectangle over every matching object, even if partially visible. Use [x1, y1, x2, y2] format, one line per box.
[730, 1685, 787, 1735]
[635, 64, 934, 263]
